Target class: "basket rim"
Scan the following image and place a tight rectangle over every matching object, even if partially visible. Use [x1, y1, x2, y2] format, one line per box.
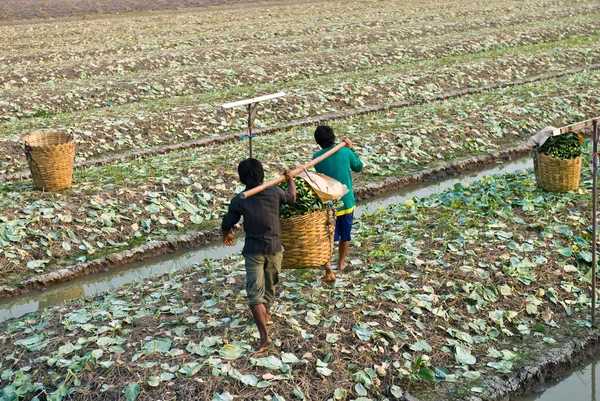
[534, 151, 582, 162]
[22, 130, 74, 148]
[280, 208, 329, 221]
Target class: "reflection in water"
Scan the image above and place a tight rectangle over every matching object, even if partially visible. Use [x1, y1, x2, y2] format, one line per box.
[593, 361, 596, 401]
[0, 157, 533, 325]
[0, 240, 244, 324]
[518, 359, 600, 401]
[38, 284, 84, 310]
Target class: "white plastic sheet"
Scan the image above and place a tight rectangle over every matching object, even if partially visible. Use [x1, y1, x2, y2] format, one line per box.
[297, 171, 348, 202]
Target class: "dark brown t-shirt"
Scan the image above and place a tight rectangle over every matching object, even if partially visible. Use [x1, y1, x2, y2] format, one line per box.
[221, 186, 295, 255]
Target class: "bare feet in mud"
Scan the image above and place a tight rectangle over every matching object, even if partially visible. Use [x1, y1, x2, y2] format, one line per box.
[324, 263, 336, 282]
[255, 338, 273, 354]
[325, 270, 336, 282]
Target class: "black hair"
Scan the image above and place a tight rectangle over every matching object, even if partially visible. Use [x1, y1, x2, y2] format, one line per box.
[238, 158, 264, 188]
[314, 125, 335, 149]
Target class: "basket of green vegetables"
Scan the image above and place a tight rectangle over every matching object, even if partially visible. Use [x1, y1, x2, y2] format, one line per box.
[278, 178, 335, 269]
[533, 132, 584, 192]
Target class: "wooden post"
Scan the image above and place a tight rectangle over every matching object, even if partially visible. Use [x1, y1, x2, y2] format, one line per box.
[220, 92, 286, 159]
[240, 141, 347, 199]
[593, 119, 598, 326]
[592, 358, 597, 401]
[247, 104, 253, 158]
[535, 117, 600, 325]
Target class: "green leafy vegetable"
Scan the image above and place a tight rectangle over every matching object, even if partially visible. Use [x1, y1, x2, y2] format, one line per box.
[537, 133, 583, 160]
[278, 178, 329, 219]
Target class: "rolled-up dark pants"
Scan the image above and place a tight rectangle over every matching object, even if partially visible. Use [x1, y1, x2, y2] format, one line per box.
[244, 252, 283, 313]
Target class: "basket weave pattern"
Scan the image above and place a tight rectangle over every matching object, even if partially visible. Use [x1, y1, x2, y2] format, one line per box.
[23, 131, 75, 191]
[280, 209, 334, 269]
[533, 152, 582, 192]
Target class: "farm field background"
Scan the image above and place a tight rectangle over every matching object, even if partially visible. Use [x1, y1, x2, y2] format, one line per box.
[1, 153, 597, 401]
[0, 0, 599, 287]
[1, 1, 600, 400]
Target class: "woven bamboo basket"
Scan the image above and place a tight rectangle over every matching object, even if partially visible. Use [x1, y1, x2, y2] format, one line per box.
[23, 130, 75, 191]
[280, 208, 335, 269]
[533, 152, 582, 192]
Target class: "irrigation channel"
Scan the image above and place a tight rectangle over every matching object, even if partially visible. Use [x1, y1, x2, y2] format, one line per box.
[517, 358, 600, 401]
[0, 156, 531, 324]
[3, 154, 600, 400]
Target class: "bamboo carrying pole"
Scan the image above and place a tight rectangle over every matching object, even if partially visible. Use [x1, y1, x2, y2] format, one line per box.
[549, 117, 600, 325]
[240, 141, 347, 199]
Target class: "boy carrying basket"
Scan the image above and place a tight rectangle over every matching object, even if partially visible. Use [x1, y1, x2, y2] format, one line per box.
[221, 158, 296, 352]
[312, 126, 363, 281]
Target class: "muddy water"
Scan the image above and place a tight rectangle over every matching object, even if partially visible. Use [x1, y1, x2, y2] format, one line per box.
[0, 240, 244, 323]
[517, 358, 600, 401]
[0, 157, 532, 324]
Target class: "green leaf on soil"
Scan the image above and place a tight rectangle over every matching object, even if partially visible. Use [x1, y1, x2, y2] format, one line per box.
[326, 333, 340, 343]
[355, 382, 368, 396]
[124, 383, 140, 401]
[218, 343, 245, 360]
[251, 356, 283, 370]
[142, 338, 172, 354]
[179, 362, 202, 376]
[147, 376, 160, 387]
[455, 345, 476, 365]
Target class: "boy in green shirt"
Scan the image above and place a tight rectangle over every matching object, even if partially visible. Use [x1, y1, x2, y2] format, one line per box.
[312, 126, 363, 281]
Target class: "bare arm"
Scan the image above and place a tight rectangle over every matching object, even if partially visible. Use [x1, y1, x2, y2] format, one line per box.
[285, 168, 296, 203]
[344, 138, 363, 172]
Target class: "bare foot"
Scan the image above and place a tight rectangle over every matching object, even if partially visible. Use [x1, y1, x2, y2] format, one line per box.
[324, 263, 336, 282]
[255, 338, 272, 353]
[325, 270, 336, 282]
[338, 263, 348, 271]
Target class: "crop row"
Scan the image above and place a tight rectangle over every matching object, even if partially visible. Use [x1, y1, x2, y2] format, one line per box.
[0, 158, 593, 400]
[3, 29, 599, 119]
[0, 0, 451, 47]
[0, 3, 497, 62]
[0, 70, 597, 283]
[2, 8, 599, 88]
[0, 0, 582, 55]
[1, 35, 599, 174]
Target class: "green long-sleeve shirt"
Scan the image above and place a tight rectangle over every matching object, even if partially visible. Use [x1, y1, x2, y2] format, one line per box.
[312, 146, 363, 216]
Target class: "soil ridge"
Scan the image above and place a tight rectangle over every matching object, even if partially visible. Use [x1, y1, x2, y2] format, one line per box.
[0, 143, 531, 299]
[2, 63, 598, 183]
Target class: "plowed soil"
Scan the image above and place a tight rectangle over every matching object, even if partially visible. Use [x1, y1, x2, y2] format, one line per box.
[0, 0, 276, 20]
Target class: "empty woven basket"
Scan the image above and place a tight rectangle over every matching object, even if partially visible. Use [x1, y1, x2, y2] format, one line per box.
[280, 208, 335, 269]
[23, 130, 75, 191]
[533, 152, 582, 192]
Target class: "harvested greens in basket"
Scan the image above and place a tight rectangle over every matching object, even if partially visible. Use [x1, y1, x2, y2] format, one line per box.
[537, 132, 584, 160]
[278, 178, 328, 219]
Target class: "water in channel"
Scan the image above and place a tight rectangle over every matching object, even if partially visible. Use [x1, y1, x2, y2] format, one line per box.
[517, 358, 600, 401]
[0, 156, 532, 325]
[11, 155, 599, 400]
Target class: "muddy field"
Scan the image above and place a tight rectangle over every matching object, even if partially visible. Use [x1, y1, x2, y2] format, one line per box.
[0, 162, 597, 400]
[1, 0, 599, 286]
[1, 0, 599, 399]
[0, 0, 271, 20]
